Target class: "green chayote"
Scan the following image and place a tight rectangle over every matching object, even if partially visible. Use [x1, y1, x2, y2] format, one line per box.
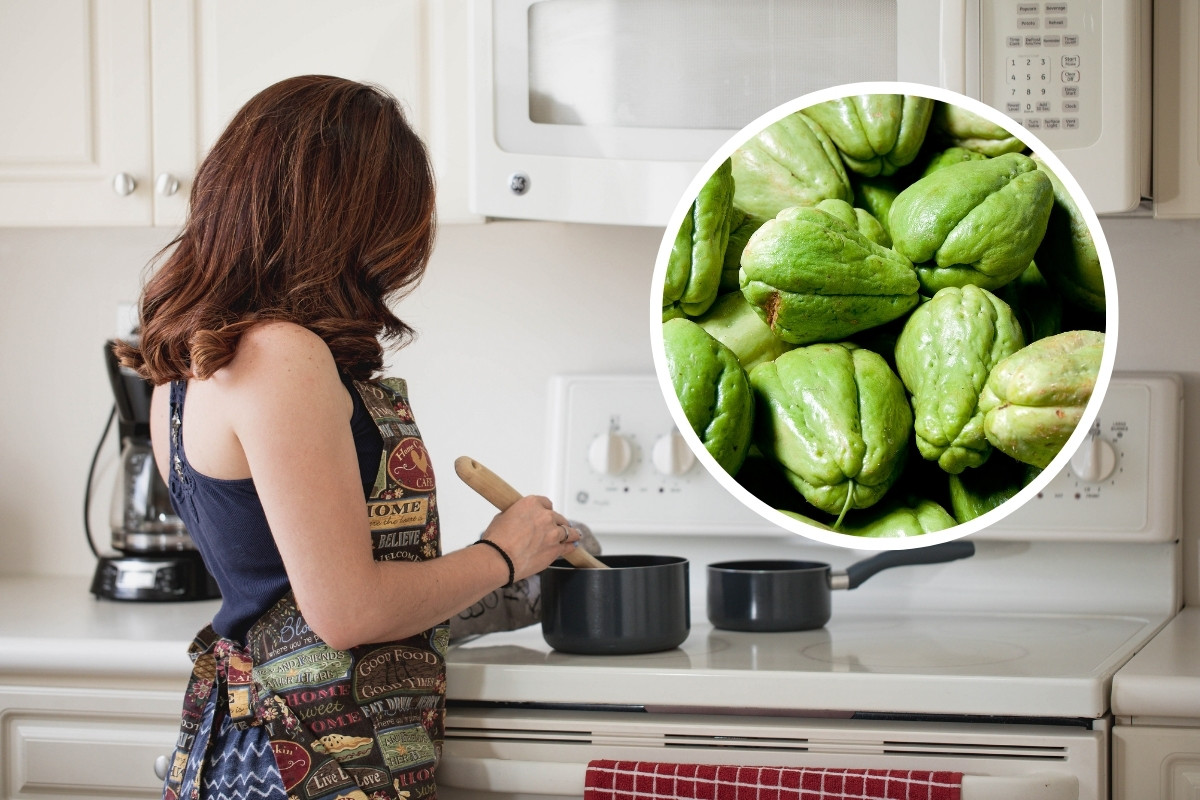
[779, 497, 955, 537]
[919, 146, 989, 177]
[931, 104, 1026, 156]
[731, 112, 852, 219]
[895, 285, 1026, 474]
[739, 205, 920, 345]
[813, 198, 891, 247]
[852, 175, 902, 237]
[997, 262, 1064, 343]
[801, 94, 935, 177]
[750, 343, 912, 526]
[663, 158, 735, 319]
[889, 152, 1054, 292]
[694, 291, 796, 373]
[720, 209, 766, 292]
[979, 329, 1105, 468]
[948, 453, 1040, 523]
[1032, 156, 1105, 312]
[662, 317, 754, 475]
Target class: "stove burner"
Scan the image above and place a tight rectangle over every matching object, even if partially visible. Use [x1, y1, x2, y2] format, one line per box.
[802, 634, 1030, 669]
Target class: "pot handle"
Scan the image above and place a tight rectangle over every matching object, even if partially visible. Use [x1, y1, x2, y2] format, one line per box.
[834, 540, 975, 590]
[454, 456, 609, 570]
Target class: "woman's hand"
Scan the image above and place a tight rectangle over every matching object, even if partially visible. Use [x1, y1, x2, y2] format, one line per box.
[479, 495, 581, 581]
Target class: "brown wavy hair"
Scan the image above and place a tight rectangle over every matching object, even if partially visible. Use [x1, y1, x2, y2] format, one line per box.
[116, 75, 436, 383]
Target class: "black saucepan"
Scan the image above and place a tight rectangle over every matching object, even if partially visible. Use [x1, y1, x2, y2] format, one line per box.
[707, 540, 976, 632]
[454, 457, 689, 655]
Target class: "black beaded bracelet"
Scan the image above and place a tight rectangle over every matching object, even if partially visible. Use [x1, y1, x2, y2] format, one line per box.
[473, 538, 515, 588]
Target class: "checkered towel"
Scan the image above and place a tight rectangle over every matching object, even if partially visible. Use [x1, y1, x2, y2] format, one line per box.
[584, 761, 962, 800]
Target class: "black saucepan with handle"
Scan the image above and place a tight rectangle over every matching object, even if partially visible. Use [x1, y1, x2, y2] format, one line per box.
[707, 540, 976, 632]
[455, 457, 690, 655]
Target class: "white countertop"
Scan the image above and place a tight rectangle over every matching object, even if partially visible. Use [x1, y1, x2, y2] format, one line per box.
[1111, 605, 1200, 720]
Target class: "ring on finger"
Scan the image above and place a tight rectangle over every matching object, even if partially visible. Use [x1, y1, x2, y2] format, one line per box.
[557, 524, 570, 544]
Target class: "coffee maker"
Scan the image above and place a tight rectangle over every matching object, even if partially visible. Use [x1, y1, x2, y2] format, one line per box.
[89, 341, 219, 601]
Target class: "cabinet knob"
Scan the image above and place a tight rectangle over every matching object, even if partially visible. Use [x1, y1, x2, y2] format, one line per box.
[112, 172, 137, 197]
[153, 754, 170, 780]
[155, 173, 181, 197]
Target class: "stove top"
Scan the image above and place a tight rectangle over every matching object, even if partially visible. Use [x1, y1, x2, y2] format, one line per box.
[446, 610, 1171, 720]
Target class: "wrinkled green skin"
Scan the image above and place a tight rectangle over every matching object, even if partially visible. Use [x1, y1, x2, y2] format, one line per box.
[998, 262, 1064, 343]
[663, 159, 735, 318]
[731, 112, 852, 220]
[802, 94, 934, 177]
[979, 329, 1105, 468]
[720, 210, 766, 292]
[662, 317, 755, 475]
[889, 153, 1054, 292]
[779, 497, 955, 537]
[739, 206, 920, 345]
[750, 343, 912, 525]
[920, 146, 988, 177]
[931, 104, 1026, 156]
[895, 285, 1026, 474]
[1032, 156, 1105, 312]
[694, 291, 796, 372]
[852, 176, 901, 236]
[814, 198, 891, 247]
[948, 454, 1040, 523]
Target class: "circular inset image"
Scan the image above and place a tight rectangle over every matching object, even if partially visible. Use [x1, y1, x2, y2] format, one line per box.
[651, 81, 1117, 549]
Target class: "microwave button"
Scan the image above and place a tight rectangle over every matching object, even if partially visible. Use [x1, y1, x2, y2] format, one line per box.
[1025, 118, 1042, 129]
[1063, 85, 1079, 97]
[1046, 17, 1068, 28]
[1017, 2, 1039, 12]
[1007, 102, 1023, 113]
[1043, 35, 1061, 46]
[1063, 100, 1080, 113]
[1062, 54, 1080, 68]
[1061, 69, 1080, 83]
[1043, 118, 1062, 129]
[1063, 34, 1079, 46]
[1025, 35, 1042, 47]
[1018, 18, 1040, 29]
[1045, 2, 1068, 11]
[1007, 35, 1022, 47]
[1036, 101, 1051, 112]
[1064, 117, 1080, 130]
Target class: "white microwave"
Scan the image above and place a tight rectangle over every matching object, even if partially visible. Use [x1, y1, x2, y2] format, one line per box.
[468, 0, 1151, 225]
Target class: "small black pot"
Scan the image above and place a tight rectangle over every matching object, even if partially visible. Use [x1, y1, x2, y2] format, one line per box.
[541, 554, 690, 655]
[707, 541, 975, 632]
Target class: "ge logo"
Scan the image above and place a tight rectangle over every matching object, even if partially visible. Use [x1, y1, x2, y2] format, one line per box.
[508, 172, 530, 196]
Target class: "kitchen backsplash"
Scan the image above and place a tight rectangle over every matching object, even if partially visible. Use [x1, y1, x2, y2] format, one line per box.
[1, 217, 1197, 604]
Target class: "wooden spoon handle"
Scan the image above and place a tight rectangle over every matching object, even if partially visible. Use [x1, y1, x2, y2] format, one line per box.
[453, 456, 608, 570]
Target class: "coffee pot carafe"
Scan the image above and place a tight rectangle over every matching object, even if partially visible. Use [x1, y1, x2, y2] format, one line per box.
[90, 340, 219, 601]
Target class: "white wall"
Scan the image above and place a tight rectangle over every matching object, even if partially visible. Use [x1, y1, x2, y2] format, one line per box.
[1, 216, 1198, 605]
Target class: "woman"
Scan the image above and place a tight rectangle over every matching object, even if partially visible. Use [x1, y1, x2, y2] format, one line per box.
[116, 75, 581, 800]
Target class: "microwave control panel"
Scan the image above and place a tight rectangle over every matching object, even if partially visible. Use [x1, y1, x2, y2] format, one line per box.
[981, 0, 1105, 150]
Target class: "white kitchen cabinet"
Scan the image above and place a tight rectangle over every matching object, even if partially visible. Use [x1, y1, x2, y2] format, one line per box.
[0, 0, 476, 228]
[0, 685, 181, 800]
[1112, 725, 1200, 799]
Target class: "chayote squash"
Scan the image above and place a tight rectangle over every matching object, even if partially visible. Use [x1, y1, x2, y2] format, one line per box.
[1032, 156, 1105, 312]
[813, 198, 891, 247]
[739, 205, 920, 345]
[852, 175, 902, 237]
[948, 453, 1040, 523]
[662, 158, 735, 319]
[731, 112, 852, 220]
[930, 103, 1026, 156]
[997, 261, 1064, 343]
[694, 291, 796, 373]
[889, 152, 1054, 293]
[778, 497, 956, 537]
[720, 209, 767, 292]
[895, 285, 1026, 474]
[919, 146, 989, 177]
[662, 317, 755, 475]
[979, 329, 1105, 469]
[750, 342, 912, 526]
[801, 94, 935, 177]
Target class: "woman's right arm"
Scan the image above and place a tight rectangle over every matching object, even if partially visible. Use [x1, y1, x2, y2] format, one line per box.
[192, 322, 577, 651]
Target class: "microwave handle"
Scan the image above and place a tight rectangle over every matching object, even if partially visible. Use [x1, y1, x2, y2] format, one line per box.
[438, 757, 1077, 799]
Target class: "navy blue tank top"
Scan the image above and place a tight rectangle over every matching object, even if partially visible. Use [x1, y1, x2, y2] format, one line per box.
[167, 378, 383, 641]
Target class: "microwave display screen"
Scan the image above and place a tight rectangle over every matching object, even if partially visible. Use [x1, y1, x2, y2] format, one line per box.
[524, 0, 897, 133]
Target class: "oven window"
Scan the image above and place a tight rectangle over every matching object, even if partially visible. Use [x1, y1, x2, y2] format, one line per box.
[527, 0, 899, 130]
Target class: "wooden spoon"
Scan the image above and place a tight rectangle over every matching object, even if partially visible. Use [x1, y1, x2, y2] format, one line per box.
[454, 456, 609, 569]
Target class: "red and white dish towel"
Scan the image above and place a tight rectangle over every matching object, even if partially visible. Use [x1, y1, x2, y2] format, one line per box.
[584, 761, 962, 800]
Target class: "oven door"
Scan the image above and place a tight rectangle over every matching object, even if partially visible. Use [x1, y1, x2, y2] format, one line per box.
[440, 708, 1100, 799]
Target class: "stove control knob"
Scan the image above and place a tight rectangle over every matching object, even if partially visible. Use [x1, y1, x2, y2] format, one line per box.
[651, 430, 696, 476]
[1069, 428, 1117, 483]
[587, 432, 634, 475]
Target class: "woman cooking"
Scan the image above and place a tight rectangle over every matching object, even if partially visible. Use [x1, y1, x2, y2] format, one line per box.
[115, 75, 581, 800]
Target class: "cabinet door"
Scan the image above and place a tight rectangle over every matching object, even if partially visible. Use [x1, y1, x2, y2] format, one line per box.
[1113, 725, 1200, 799]
[0, 0, 154, 226]
[152, 0, 431, 230]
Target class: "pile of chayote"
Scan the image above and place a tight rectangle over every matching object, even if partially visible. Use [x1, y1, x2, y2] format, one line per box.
[661, 94, 1108, 538]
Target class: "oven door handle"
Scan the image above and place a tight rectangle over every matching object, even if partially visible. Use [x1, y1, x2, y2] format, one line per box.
[438, 757, 1079, 799]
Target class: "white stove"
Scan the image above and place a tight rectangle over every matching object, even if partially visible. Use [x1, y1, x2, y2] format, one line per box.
[440, 374, 1183, 800]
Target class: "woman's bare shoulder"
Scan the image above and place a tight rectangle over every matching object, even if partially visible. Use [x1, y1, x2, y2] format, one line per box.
[221, 321, 337, 385]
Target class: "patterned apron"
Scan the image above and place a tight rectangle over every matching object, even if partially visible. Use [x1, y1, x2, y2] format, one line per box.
[164, 378, 448, 800]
